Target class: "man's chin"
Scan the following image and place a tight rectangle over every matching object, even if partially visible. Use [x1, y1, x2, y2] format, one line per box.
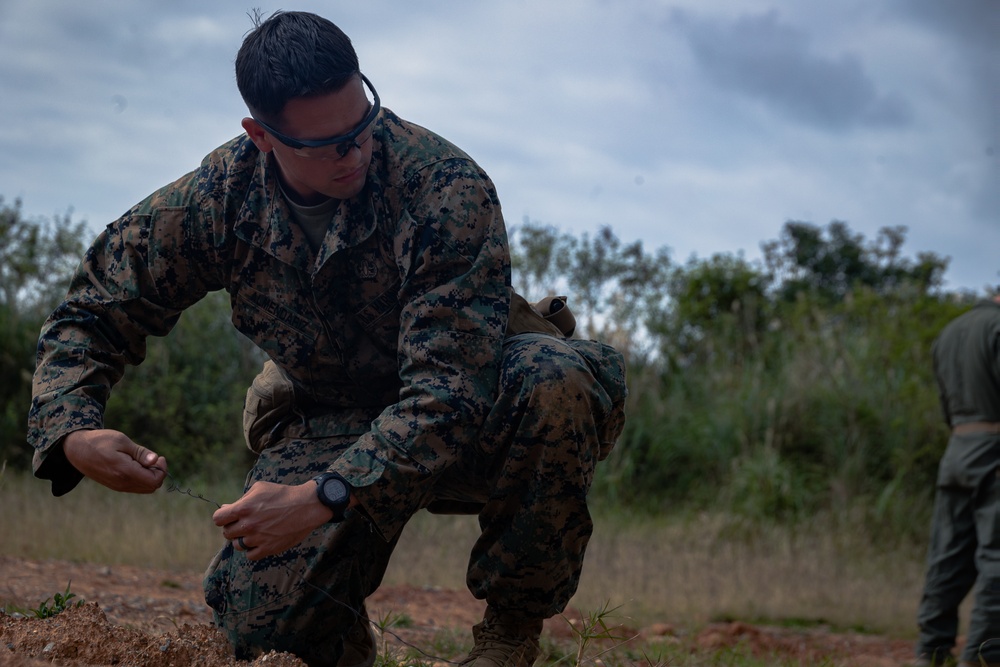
[325, 173, 368, 200]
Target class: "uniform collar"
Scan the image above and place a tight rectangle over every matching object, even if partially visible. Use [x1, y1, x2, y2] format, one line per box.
[234, 148, 379, 274]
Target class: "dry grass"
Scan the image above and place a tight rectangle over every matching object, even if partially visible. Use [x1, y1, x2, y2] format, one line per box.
[0, 470, 232, 570]
[574, 511, 926, 637]
[0, 470, 926, 639]
[386, 509, 928, 639]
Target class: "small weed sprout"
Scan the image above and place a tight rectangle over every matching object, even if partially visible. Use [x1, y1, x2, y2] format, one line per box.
[370, 609, 415, 667]
[558, 601, 637, 667]
[32, 581, 84, 619]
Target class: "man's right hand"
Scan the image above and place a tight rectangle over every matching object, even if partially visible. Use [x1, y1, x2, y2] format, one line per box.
[62, 429, 168, 494]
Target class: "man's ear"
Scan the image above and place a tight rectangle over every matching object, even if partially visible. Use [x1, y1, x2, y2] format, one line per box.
[242, 117, 274, 153]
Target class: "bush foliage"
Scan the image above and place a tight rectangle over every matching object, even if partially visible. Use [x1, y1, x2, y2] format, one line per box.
[0, 197, 993, 539]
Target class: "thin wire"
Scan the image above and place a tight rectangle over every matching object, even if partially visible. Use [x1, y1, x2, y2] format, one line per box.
[154, 467, 461, 664]
[155, 468, 221, 508]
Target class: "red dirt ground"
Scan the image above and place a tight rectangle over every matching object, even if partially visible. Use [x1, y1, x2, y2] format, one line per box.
[0, 555, 918, 666]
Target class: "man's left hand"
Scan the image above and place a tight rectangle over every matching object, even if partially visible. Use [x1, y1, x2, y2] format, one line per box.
[213, 480, 333, 560]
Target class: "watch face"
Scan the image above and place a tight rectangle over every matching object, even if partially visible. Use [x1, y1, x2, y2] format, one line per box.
[321, 477, 349, 505]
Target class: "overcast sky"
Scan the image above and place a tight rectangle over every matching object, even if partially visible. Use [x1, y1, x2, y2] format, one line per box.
[1, 0, 997, 293]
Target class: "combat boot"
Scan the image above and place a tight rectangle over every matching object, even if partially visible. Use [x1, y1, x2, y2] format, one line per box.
[459, 607, 543, 667]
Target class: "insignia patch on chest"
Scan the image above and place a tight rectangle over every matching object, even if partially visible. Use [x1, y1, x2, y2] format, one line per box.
[357, 254, 378, 280]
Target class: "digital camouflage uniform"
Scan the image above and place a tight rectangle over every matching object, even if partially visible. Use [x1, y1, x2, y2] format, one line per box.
[915, 299, 1000, 666]
[29, 108, 628, 664]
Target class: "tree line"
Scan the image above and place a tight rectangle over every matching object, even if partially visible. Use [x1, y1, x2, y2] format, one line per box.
[1, 195, 992, 537]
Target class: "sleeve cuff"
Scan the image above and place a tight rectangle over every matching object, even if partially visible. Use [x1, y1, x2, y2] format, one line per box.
[32, 437, 86, 496]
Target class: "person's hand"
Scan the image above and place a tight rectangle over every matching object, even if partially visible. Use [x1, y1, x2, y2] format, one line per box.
[213, 480, 333, 560]
[62, 429, 167, 493]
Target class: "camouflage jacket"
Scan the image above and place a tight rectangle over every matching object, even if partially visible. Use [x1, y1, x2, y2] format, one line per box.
[29, 108, 511, 539]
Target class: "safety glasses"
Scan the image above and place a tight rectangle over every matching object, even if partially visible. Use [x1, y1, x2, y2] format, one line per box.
[252, 74, 380, 160]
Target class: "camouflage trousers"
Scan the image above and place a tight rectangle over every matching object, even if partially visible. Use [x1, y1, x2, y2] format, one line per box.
[203, 333, 627, 665]
[916, 432, 1000, 665]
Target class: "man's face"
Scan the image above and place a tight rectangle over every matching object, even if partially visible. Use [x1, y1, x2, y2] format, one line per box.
[242, 75, 376, 204]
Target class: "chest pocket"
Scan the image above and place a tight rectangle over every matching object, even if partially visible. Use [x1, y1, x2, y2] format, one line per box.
[344, 233, 403, 356]
[232, 286, 321, 370]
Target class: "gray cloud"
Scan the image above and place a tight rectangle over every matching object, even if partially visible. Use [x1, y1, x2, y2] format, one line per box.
[671, 9, 913, 131]
[0, 0, 994, 293]
[893, 0, 1000, 222]
[899, 0, 1000, 49]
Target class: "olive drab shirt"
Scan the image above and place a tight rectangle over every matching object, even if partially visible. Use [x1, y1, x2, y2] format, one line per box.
[29, 108, 511, 541]
[932, 299, 1000, 427]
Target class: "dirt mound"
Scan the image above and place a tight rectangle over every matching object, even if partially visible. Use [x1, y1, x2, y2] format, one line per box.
[1, 602, 303, 666]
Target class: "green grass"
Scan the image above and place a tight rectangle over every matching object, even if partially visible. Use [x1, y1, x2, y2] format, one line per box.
[369, 602, 838, 667]
[2, 580, 83, 619]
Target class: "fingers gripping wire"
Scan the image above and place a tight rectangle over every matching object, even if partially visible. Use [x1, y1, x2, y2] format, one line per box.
[155, 469, 462, 664]
[152, 467, 221, 508]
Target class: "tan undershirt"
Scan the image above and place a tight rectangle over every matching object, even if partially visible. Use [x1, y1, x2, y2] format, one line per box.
[280, 183, 339, 251]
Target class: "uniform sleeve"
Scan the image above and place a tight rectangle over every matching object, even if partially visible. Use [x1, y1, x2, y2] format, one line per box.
[331, 158, 510, 539]
[28, 167, 229, 495]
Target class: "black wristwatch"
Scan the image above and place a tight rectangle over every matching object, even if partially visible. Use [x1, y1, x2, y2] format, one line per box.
[313, 472, 351, 523]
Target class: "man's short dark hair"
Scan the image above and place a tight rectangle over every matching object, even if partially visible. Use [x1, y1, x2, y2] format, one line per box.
[236, 10, 360, 123]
